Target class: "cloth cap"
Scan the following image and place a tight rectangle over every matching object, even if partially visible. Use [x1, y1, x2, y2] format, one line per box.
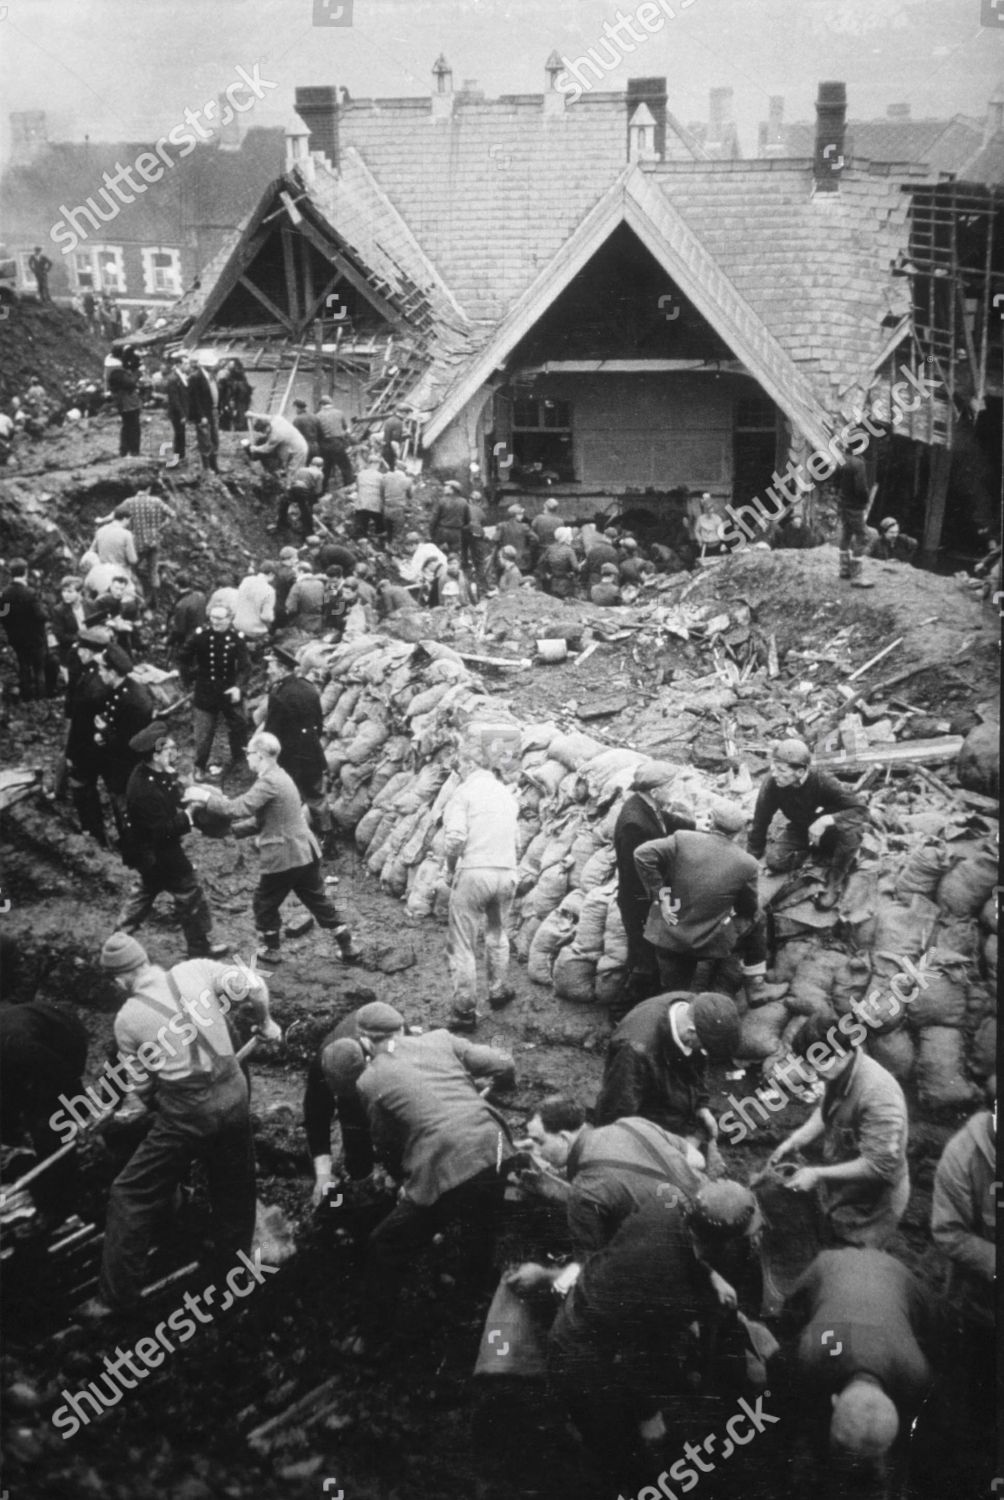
[320, 1038, 367, 1097]
[129, 720, 170, 754]
[443, 481, 462, 493]
[621, 537, 638, 550]
[293, 399, 308, 410]
[278, 546, 299, 563]
[9, 557, 27, 573]
[103, 643, 133, 675]
[772, 738, 811, 768]
[632, 760, 678, 795]
[60, 575, 83, 590]
[691, 992, 741, 1059]
[685, 1180, 761, 1239]
[78, 625, 112, 648]
[356, 1001, 405, 1037]
[879, 517, 897, 533]
[268, 644, 298, 670]
[100, 931, 148, 973]
[506, 504, 522, 516]
[709, 799, 748, 835]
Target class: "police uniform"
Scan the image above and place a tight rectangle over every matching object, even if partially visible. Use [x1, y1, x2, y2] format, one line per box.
[264, 671, 327, 814]
[97, 672, 154, 834]
[64, 652, 111, 845]
[179, 624, 250, 773]
[118, 724, 219, 957]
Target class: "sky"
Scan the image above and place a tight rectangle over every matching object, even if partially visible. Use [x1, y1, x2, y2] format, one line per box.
[0, 0, 1001, 166]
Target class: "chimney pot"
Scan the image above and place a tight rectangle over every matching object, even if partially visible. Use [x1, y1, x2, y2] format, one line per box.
[626, 77, 667, 162]
[814, 80, 847, 193]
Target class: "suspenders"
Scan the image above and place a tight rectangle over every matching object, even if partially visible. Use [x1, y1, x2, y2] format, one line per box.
[129, 969, 231, 1082]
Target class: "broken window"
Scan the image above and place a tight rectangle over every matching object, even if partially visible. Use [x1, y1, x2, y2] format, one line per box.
[511, 396, 574, 480]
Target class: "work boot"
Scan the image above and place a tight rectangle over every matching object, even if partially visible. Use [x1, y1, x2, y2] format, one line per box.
[333, 925, 362, 964]
[848, 556, 875, 589]
[189, 939, 230, 960]
[838, 550, 852, 581]
[449, 1011, 478, 1034]
[744, 975, 789, 1007]
[256, 935, 282, 967]
[488, 985, 516, 1011]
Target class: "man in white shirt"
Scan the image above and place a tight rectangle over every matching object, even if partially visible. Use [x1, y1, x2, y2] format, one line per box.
[233, 562, 277, 643]
[443, 726, 521, 1032]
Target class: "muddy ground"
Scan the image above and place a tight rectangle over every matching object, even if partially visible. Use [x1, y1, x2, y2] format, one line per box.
[0, 402, 999, 1500]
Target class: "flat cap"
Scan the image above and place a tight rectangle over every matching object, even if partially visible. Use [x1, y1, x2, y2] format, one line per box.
[268, 644, 299, 670]
[129, 720, 170, 754]
[103, 643, 134, 675]
[691, 992, 741, 1060]
[78, 625, 113, 648]
[356, 1001, 405, 1037]
[631, 760, 678, 794]
[320, 1037, 368, 1097]
[685, 1180, 762, 1239]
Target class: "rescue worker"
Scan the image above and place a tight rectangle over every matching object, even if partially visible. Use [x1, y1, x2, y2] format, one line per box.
[612, 761, 696, 1018]
[314, 395, 354, 490]
[771, 1012, 910, 1249]
[594, 991, 740, 1168]
[495, 503, 533, 571]
[869, 516, 918, 564]
[512, 1094, 705, 1262]
[535, 526, 580, 598]
[747, 738, 868, 910]
[782, 1249, 932, 1473]
[428, 481, 469, 554]
[110, 489, 177, 608]
[84, 933, 280, 1313]
[262, 644, 329, 836]
[94, 644, 154, 836]
[63, 625, 113, 844]
[530, 496, 563, 558]
[247, 413, 309, 484]
[443, 725, 520, 1031]
[178, 602, 250, 782]
[356, 1025, 516, 1332]
[0, 557, 49, 702]
[184, 732, 360, 968]
[633, 802, 787, 1005]
[542, 1182, 765, 1490]
[303, 1001, 407, 1202]
[116, 721, 227, 959]
[836, 445, 875, 588]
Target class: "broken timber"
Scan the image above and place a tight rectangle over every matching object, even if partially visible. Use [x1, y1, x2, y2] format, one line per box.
[815, 735, 964, 769]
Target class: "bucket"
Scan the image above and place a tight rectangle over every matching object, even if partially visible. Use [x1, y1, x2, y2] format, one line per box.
[536, 638, 568, 663]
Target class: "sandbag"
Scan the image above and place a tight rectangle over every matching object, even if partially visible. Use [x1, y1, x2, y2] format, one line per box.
[980, 895, 998, 933]
[363, 811, 396, 869]
[933, 916, 981, 958]
[553, 947, 598, 1004]
[517, 828, 550, 892]
[773, 939, 817, 985]
[326, 683, 362, 736]
[916, 1027, 977, 1110]
[971, 1016, 997, 1077]
[936, 848, 998, 918]
[984, 932, 997, 982]
[340, 760, 375, 798]
[830, 954, 872, 1016]
[576, 886, 612, 955]
[405, 681, 453, 719]
[557, 889, 586, 920]
[579, 845, 616, 891]
[354, 803, 385, 851]
[342, 719, 389, 766]
[328, 786, 371, 834]
[894, 840, 950, 899]
[872, 895, 938, 958]
[372, 769, 413, 809]
[956, 720, 999, 798]
[594, 954, 626, 1007]
[568, 826, 606, 886]
[736, 1000, 789, 1061]
[906, 954, 970, 1029]
[515, 914, 543, 963]
[867, 1028, 916, 1084]
[527, 908, 576, 985]
[319, 679, 341, 715]
[527, 861, 571, 920]
[548, 731, 603, 772]
[602, 900, 628, 965]
[788, 949, 846, 1016]
[523, 759, 568, 798]
[405, 855, 443, 919]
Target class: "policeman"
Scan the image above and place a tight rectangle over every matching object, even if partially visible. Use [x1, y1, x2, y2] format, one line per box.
[179, 601, 250, 781]
[63, 624, 113, 846]
[94, 643, 154, 835]
[117, 720, 228, 959]
[262, 644, 329, 835]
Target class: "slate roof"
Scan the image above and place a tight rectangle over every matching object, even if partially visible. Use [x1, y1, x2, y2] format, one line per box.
[762, 115, 1002, 185]
[338, 91, 703, 327]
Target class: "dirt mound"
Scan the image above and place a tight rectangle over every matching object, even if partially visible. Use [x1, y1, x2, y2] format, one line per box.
[0, 299, 106, 405]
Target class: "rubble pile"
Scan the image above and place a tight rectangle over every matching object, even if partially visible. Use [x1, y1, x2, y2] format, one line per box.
[309, 620, 998, 1115]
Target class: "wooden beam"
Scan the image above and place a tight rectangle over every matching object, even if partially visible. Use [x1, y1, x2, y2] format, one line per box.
[280, 224, 301, 329]
[238, 276, 295, 333]
[302, 271, 343, 327]
[921, 444, 952, 556]
[293, 217, 410, 333]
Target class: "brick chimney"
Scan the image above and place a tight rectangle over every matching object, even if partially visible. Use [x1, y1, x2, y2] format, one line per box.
[294, 86, 339, 171]
[814, 81, 847, 192]
[708, 87, 736, 152]
[759, 95, 785, 157]
[626, 78, 667, 162]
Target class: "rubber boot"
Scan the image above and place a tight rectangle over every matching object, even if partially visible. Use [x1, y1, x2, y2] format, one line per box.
[334, 925, 361, 964]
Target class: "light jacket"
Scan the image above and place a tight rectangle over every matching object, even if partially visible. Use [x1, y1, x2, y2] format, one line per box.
[208, 761, 319, 873]
[931, 1110, 995, 1324]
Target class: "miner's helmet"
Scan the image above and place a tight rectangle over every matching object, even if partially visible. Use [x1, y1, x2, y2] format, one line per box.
[772, 738, 811, 769]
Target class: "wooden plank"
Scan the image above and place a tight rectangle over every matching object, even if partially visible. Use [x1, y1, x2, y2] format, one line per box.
[280, 225, 301, 329]
[815, 735, 963, 769]
[577, 695, 630, 721]
[294, 217, 410, 333]
[238, 276, 295, 333]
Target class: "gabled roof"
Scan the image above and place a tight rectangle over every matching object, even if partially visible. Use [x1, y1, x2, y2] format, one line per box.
[761, 115, 1002, 184]
[339, 91, 705, 326]
[423, 165, 836, 451]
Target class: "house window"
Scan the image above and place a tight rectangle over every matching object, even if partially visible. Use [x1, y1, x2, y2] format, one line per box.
[511, 396, 574, 480]
[71, 246, 126, 295]
[141, 247, 182, 297]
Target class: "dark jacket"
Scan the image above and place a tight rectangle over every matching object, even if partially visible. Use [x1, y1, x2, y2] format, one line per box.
[165, 369, 190, 422]
[187, 368, 216, 424]
[788, 1249, 931, 1409]
[838, 456, 869, 509]
[179, 625, 250, 711]
[748, 769, 866, 860]
[303, 1009, 374, 1178]
[293, 412, 321, 455]
[169, 589, 207, 650]
[124, 760, 195, 877]
[264, 674, 326, 786]
[595, 994, 710, 1136]
[1, 579, 47, 646]
[107, 363, 141, 414]
[96, 676, 155, 792]
[429, 492, 470, 546]
[356, 1029, 514, 1207]
[65, 657, 108, 771]
[51, 601, 83, 661]
[564, 1117, 703, 1259]
[613, 795, 694, 944]
[634, 830, 760, 956]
